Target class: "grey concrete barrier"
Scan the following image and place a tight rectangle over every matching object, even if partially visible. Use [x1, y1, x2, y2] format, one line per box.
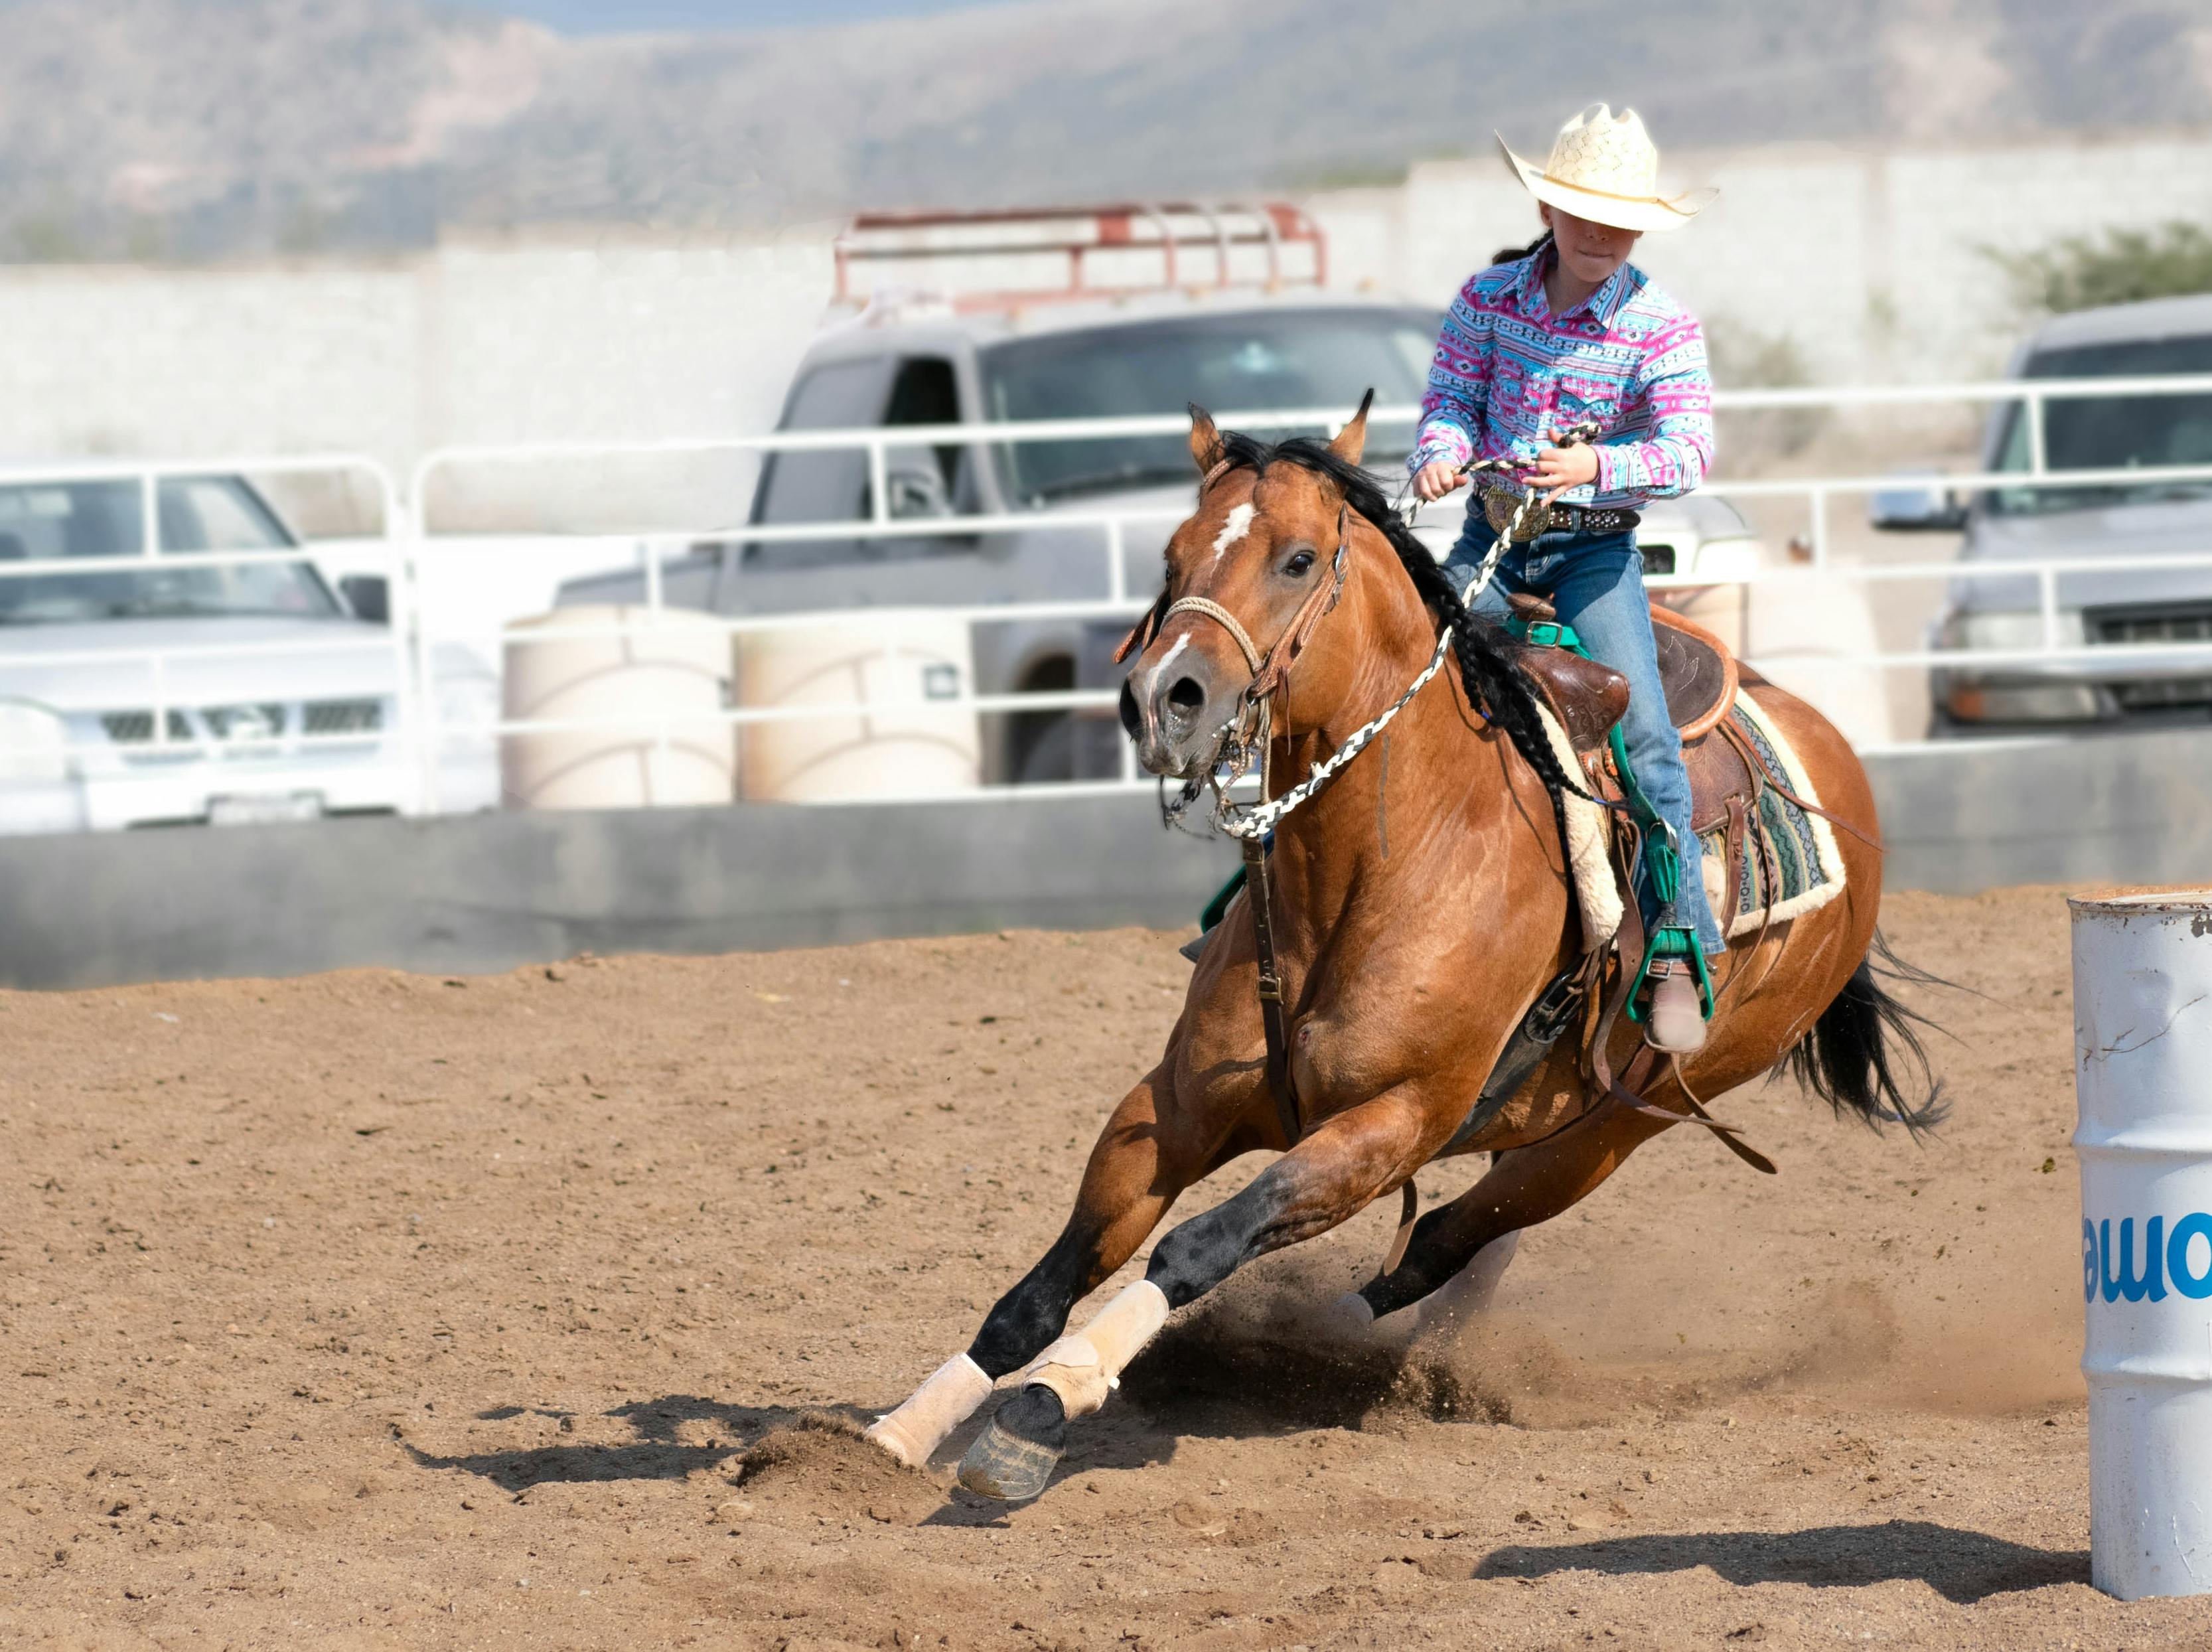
[1870, 729, 2212, 895]
[0, 791, 1240, 990]
[0, 727, 2206, 990]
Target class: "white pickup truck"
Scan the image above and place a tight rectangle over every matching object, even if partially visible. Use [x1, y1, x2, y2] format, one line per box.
[0, 469, 497, 835]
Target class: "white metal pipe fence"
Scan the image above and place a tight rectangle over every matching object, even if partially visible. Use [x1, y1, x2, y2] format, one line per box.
[5, 374, 2211, 826]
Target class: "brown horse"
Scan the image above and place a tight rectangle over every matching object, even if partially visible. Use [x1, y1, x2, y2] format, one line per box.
[862, 398, 1939, 1501]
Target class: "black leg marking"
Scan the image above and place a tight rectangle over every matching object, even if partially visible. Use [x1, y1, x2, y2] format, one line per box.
[1145, 1171, 1299, 1308]
[994, 1385, 1068, 1453]
[1357, 1202, 1478, 1319]
[968, 1229, 1099, 1379]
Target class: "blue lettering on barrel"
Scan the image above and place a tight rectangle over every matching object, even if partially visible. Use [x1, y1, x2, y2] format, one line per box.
[2170, 1213, 2212, 1300]
[2083, 1219, 2098, 1303]
[2099, 1217, 2168, 1304]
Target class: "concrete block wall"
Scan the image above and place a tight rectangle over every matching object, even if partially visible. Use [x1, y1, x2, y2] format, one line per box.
[0, 130, 2207, 487]
[0, 231, 836, 494]
[1315, 127, 2212, 387]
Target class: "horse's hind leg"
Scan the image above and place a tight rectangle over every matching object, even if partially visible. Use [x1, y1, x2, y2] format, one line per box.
[1414, 1229, 1519, 1333]
[1358, 1100, 1678, 1323]
[864, 1071, 1210, 1470]
[960, 1087, 1440, 1501]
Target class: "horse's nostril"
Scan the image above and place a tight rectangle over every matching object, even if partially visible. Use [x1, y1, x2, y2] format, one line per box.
[1166, 676, 1205, 713]
[1118, 680, 1141, 740]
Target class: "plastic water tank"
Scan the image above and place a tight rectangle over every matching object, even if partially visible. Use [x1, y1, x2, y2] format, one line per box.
[501, 606, 735, 810]
[2072, 888, 2212, 1600]
[736, 611, 980, 801]
[1741, 567, 1895, 750]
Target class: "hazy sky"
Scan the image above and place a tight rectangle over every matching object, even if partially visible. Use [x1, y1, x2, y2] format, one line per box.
[473, 0, 1015, 30]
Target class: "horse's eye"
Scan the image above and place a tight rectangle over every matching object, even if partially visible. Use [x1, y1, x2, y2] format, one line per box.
[1284, 550, 1315, 578]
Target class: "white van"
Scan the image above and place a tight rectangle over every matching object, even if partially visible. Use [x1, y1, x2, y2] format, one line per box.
[0, 469, 497, 834]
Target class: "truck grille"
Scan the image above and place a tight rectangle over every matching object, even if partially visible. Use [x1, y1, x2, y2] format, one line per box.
[2087, 603, 2212, 647]
[2113, 678, 2212, 711]
[100, 700, 384, 748]
[100, 710, 193, 744]
[201, 702, 287, 739]
[301, 698, 382, 735]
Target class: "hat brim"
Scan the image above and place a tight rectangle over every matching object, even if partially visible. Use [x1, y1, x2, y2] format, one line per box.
[1495, 134, 1716, 234]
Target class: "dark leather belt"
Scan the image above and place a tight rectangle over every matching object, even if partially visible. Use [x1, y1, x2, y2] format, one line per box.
[1554, 504, 1641, 536]
[1479, 486, 1641, 544]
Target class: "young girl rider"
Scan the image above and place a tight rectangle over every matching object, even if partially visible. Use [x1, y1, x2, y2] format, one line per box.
[1410, 104, 1723, 1055]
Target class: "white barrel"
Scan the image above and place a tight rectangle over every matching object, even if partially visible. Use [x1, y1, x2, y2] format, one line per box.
[735, 611, 980, 802]
[501, 606, 735, 810]
[2073, 888, 2212, 1600]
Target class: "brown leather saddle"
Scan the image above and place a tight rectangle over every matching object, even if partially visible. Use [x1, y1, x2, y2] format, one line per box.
[1507, 593, 1759, 935]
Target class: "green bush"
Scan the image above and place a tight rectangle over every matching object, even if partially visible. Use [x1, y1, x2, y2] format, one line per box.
[1990, 221, 2212, 314]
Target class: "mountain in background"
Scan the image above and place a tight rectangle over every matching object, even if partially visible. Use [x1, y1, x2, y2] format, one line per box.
[2, 0, 2207, 261]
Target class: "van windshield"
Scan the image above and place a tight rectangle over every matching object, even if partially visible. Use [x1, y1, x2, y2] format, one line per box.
[0, 477, 342, 625]
[1990, 333, 2212, 514]
[982, 308, 1439, 504]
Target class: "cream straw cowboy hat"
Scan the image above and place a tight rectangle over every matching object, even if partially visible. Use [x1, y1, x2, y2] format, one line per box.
[1497, 104, 1717, 234]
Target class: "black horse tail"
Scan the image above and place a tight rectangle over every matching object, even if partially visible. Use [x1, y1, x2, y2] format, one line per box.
[1779, 930, 1950, 1136]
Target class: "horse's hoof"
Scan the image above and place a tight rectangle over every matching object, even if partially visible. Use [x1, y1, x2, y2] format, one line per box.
[956, 1417, 1060, 1501]
[956, 1386, 1066, 1502]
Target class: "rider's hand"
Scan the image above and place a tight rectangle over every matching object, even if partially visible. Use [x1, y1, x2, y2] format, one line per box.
[1414, 459, 1467, 503]
[1524, 441, 1601, 503]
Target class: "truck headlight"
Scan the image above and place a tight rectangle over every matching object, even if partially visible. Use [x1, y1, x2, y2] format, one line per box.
[1937, 610, 2085, 654]
[1943, 680, 2111, 723]
[0, 700, 71, 785]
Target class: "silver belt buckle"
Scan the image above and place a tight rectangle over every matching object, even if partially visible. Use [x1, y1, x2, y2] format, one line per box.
[1481, 486, 1554, 544]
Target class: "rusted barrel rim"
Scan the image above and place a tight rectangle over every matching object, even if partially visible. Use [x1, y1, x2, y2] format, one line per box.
[2069, 886, 2212, 918]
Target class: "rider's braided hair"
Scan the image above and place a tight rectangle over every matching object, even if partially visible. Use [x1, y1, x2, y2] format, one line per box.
[1213, 427, 1585, 857]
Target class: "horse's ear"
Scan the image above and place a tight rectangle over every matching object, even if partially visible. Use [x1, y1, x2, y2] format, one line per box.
[1327, 388, 1374, 467]
[1189, 404, 1224, 476]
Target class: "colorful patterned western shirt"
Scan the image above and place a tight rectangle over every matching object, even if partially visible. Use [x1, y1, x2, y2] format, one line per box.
[1408, 246, 1715, 510]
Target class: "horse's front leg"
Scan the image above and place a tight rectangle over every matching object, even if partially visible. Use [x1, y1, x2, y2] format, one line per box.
[863, 1068, 1217, 1469]
[957, 1085, 1442, 1501]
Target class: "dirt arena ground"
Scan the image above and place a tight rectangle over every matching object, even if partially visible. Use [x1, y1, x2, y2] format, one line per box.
[3, 884, 2202, 1649]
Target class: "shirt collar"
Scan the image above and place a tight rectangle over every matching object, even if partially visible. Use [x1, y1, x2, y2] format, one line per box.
[1509, 246, 1550, 317]
[1514, 243, 1638, 327]
[1579, 261, 1637, 326]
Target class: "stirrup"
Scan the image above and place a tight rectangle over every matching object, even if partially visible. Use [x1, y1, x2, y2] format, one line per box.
[1627, 926, 1714, 1023]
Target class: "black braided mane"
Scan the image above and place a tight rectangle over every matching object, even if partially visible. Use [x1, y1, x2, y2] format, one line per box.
[1213, 427, 1584, 854]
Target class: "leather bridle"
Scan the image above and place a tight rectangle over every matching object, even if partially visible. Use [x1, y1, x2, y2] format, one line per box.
[1113, 461, 1360, 1150]
[1112, 459, 1353, 712]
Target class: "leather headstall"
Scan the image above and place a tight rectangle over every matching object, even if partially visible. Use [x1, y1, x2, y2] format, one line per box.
[1113, 469, 1360, 1152]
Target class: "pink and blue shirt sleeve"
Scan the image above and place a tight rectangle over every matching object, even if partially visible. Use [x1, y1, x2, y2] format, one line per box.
[1408, 249, 1716, 512]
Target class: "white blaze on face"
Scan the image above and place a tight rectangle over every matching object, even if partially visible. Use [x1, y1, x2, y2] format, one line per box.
[1210, 502, 1256, 562]
[1146, 633, 1191, 694]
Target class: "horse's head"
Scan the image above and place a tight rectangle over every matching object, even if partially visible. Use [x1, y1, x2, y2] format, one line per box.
[1118, 394, 1376, 779]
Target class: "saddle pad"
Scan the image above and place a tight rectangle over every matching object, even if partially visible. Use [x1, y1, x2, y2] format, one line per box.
[1699, 693, 1846, 940]
[1533, 702, 1624, 952]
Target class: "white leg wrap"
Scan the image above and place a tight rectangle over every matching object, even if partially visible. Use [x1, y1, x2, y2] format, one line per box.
[864, 1351, 994, 1468]
[1019, 1280, 1170, 1422]
[1418, 1231, 1520, 1333]
[1324, 1290, 1376, 1338]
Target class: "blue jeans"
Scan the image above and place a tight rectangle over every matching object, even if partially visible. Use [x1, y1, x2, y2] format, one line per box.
[1444, 517, 1727, 956]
